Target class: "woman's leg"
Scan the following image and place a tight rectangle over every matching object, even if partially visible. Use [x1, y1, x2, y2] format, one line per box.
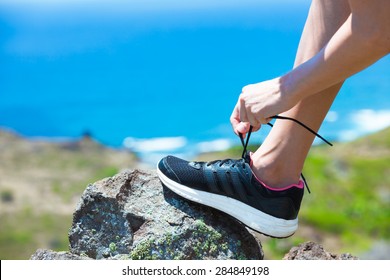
[251, 0, 351, 188]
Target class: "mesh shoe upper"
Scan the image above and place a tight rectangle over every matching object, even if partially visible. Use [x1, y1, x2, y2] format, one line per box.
[158, 154, 304, 220]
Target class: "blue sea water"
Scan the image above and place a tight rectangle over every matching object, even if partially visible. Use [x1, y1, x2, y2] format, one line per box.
[1, 0, 389, 164]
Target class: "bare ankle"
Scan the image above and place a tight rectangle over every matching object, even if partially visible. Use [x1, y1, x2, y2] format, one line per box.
[250, 153, 301, 189]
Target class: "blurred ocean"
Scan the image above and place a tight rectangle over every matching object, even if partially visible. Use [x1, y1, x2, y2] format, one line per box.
[1, 0, 389, 165]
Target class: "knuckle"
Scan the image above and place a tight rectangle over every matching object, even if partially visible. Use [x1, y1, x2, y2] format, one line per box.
[242, 84, 253, 93]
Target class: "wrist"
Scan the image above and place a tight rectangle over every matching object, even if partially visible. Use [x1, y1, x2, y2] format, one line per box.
[278, 72, 302, 107]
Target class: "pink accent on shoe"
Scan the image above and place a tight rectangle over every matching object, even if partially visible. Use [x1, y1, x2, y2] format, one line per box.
[249, 151, 254, 166]
[252, 171, 304, 190]
[249, 153, 304, 190]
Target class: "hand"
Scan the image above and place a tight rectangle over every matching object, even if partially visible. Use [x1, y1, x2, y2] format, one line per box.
[230, 104, 253, 137]
[230, 77, 296, 136]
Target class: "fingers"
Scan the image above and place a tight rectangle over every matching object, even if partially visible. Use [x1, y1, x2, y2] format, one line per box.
[239, 93, 262, 127]
[230, 104, 240, 135]
[233, 78, 287, 135]
[238, 96, 249, 124]
[237, 122, 251, 136]
[231, 97, 261, 138]
[251, 123, 261, 132]
[230, 103, 251, 136]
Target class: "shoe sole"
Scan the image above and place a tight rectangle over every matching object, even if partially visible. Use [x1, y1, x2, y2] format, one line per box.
[157, 167, 298, 238]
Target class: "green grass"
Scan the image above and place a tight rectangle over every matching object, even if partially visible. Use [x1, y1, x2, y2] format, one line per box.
[196, 128, 390, 258]
[0, 134, 138, 259]
[298, 147, 390, 256]
[50, 166, 120, 203]
[0, 210, 71, 259]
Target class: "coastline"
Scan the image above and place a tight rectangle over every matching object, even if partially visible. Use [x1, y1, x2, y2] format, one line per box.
[2, 116, 389, 167]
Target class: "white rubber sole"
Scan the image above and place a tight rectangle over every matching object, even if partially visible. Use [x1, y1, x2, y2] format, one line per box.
[157, 167, 298, 238]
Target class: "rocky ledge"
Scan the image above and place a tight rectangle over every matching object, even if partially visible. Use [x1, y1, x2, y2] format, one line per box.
[31, 169, 357, 260]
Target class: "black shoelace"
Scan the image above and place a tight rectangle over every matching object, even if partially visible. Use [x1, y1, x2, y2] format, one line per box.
[205, 158, 247, 170]
[238, 115, 333, 193]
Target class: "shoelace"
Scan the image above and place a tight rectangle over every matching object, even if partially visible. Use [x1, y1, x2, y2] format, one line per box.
[205, 158, 247, 169]
[238, 115, 333, 193]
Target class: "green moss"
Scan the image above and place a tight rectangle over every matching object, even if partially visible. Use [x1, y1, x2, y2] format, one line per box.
[109, 242, 117, 252]
[129, 220, 238, 260]
[130, 238, 158, 260]
[191, 220, 230, 258]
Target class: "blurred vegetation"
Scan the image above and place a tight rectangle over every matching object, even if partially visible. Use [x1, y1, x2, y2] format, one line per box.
[0, 131, 138, 259]
[0, 127, 389, 259]
[0, 210, 70, 260]
[196, 127, 390, 259]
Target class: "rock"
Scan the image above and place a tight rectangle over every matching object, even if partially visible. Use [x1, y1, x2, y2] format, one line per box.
[31, 249, 92, 260]
[31, 169, 358, 260]
[67, 169, 264, 260]
[283, 241, 358, 260]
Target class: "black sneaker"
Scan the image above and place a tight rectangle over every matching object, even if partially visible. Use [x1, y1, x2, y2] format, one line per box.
[157, 152, 304, 238]
[157, 116, 332, 238]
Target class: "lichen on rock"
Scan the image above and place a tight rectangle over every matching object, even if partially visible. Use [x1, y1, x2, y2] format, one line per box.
[67, 169, 264, 260]
[31, 169, 358, 260]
